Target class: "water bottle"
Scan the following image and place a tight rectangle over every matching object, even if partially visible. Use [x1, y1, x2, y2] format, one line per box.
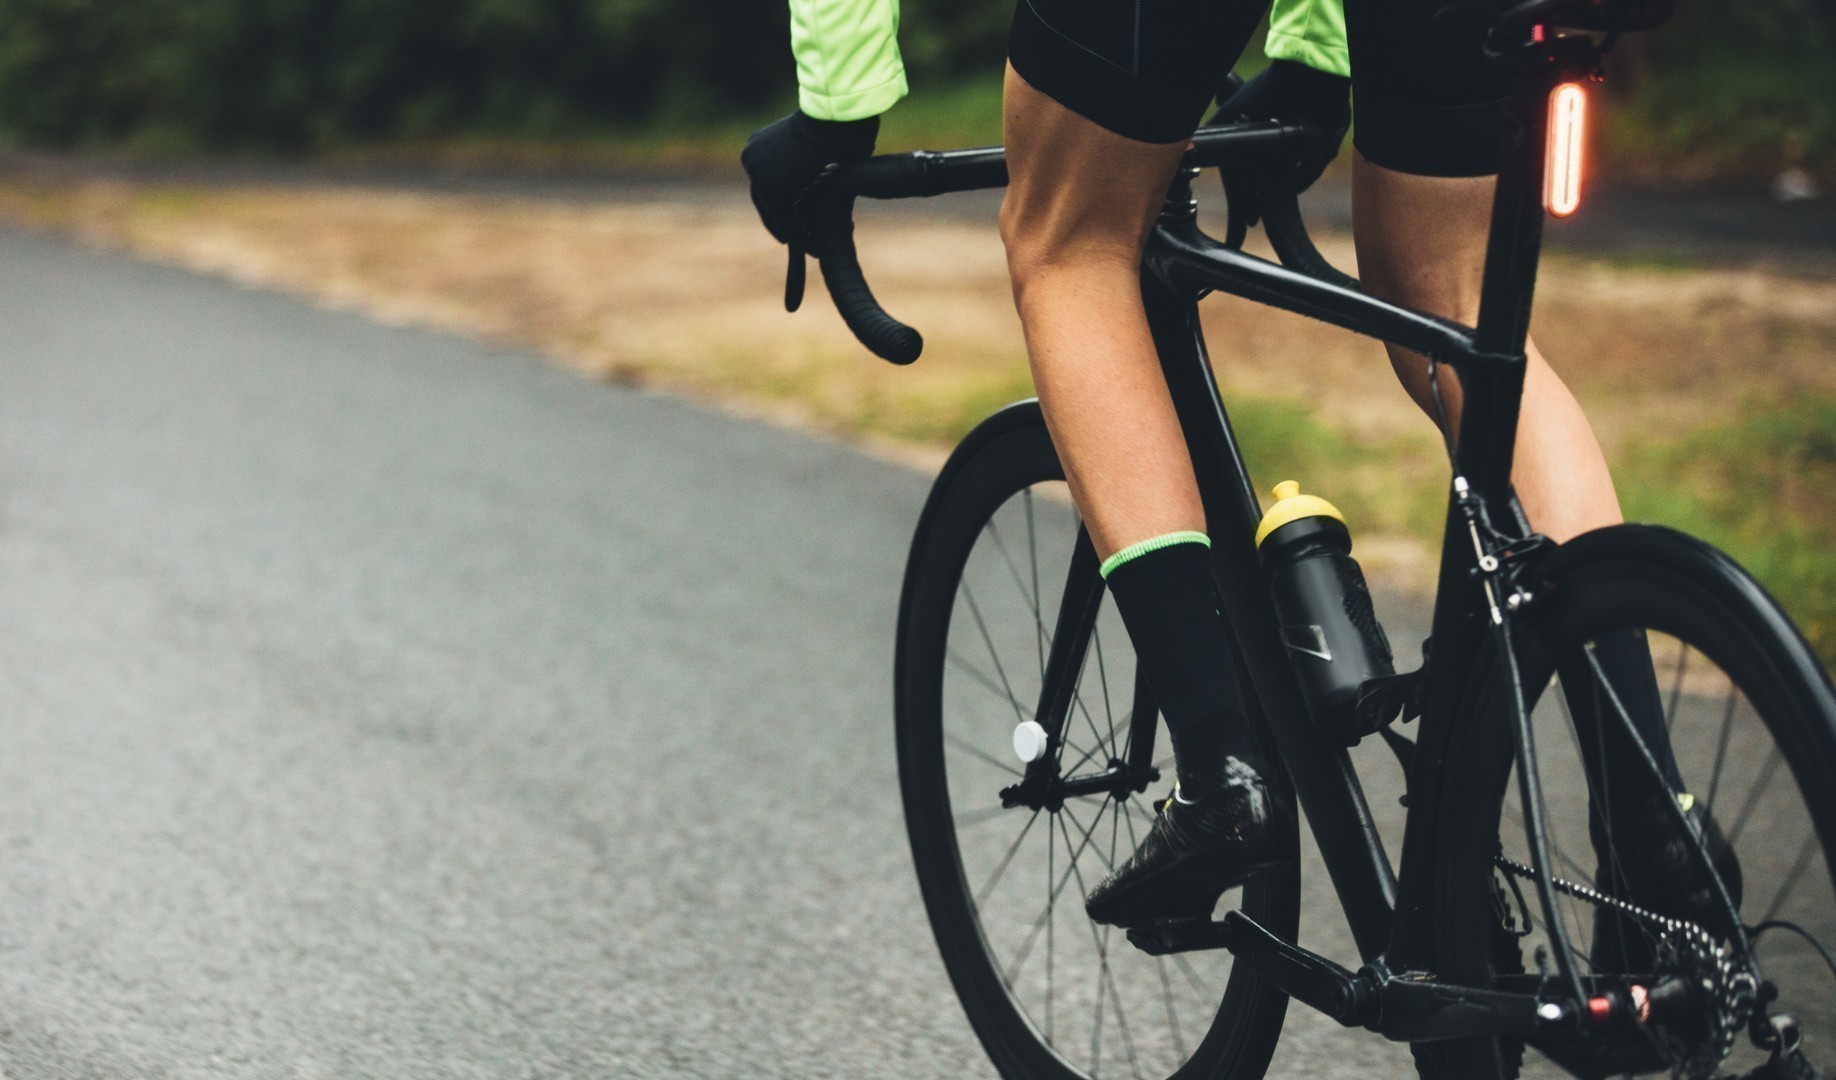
[1255, 480, 1394, 738]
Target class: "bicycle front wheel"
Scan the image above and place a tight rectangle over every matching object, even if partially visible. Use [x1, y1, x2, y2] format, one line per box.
[895, 401, 1298, 1080]
[1421, 525, 1836, 1080]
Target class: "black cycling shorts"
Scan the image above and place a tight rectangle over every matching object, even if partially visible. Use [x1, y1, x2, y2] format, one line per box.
[1007, 0, 1509, 177]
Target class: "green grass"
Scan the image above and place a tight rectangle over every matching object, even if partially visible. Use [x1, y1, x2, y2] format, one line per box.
[1226, 397, 1446, 541]
[1184, 392, 1836, 666]
[1618, 396, 1836, 661]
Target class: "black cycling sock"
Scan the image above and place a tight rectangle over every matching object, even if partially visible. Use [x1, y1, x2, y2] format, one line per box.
[1102, 534, 1257, 799]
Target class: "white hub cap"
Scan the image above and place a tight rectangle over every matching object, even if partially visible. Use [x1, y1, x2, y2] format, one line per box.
[1012, 720, 1048, 763]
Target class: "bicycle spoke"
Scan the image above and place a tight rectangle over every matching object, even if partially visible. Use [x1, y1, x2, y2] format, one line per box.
[1172, 953, 1210, 1000]
[1108, 794, 1122, 894]
[954, 803, 1021, 828]
[1760, 834, 1821, 925]
[1156, 953, 1185, 1059]
[1093, 623, 1117, 746]
[976, 808, 1042, 906]
[1664, 638, 1689, 731]
[1048, 808, 1057, 1045]
[947, 649, 1036, 721]
[983, 516, 1049, 675]
[1005, 802, 1113, 987]
[1060, 802, 1114, 872]
[1073, 686, 1117, 768]
[960, 583, 1028, 726]
[1061, 641, 1116, 767]
[1121, 798, 1160, 832]
[946, 730, 1023, 779]
[1061, 810, 1141, 1079]
[1004, 832, 1081, 987]
[1704, 681, 1739, 814]
[1726, 746, 1784, 848]
[1504, 800, 1595, 888]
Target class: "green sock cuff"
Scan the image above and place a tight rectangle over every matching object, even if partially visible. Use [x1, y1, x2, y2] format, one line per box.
[1099, 531, 1211, 580]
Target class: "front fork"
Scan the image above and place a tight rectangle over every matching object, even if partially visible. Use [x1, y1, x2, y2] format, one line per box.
[999, 526, 1163, 812]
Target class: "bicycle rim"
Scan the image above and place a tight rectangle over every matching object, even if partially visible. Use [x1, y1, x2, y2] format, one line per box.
[896, 405, 1295, 1080]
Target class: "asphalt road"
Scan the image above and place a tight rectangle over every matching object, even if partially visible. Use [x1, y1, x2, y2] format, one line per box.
[0, 221, 1442, 1077]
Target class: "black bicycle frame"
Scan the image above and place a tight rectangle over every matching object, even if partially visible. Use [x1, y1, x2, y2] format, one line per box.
[1133, 54, 1583, 992]
[841, 26, 1614, 1028]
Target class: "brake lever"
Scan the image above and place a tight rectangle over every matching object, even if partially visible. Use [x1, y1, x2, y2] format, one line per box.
[1220, 162, 1257, 250]
[783, 163, 841, 314]
[784, 243, 806, 313]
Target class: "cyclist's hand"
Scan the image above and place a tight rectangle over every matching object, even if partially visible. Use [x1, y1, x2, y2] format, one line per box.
[741, 111, 880, 246]
[1212, 60, 1350, 197]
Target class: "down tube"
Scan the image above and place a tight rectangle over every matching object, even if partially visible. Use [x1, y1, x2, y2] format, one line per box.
[1143, 274, 1398, 960]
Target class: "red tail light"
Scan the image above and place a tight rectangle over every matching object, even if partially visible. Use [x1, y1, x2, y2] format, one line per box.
[1545, 82, 1587, 217]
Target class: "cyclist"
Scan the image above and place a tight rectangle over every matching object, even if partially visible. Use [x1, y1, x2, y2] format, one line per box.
[743, 0, 1735, 945]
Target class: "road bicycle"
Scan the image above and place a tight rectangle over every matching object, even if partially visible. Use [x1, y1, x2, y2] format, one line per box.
[782, 1, 1836, 1076]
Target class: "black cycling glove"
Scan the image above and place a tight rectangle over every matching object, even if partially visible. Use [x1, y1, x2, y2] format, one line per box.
[741, 111, 880, 246]
[1213, 60, 1350, 193]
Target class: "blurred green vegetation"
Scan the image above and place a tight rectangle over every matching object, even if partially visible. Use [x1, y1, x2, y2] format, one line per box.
[1602, 1, 1836, 180]
[0, 0, 1830, 178]
[1226, 393, 1836, 665]
[1617, 396, 1836, 660]
[0, 0, 1000, 151]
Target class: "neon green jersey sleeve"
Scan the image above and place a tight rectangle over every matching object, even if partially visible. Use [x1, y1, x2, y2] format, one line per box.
[790, 0, 910, 122]
[1264, 0, 1350, 78]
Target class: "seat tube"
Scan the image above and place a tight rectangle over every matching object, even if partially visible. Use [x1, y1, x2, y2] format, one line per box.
[1462, 68, 1558, 507]
[1139, 247, 1399, 960]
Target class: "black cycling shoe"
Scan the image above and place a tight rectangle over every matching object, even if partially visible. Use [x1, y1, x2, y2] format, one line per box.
[1085, 756, 1295, 928]
[1589, 794, 1744, 974]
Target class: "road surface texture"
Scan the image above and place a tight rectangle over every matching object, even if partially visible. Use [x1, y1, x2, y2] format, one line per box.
[0, 223, 1443, 1077]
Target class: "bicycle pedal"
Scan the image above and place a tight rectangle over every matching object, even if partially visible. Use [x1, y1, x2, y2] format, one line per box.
[1125, 916, 1239, 956]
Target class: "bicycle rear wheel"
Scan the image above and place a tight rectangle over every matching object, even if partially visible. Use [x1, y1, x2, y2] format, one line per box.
[895, 402, 1297, 1080]
[1421, 525, 1836, 1080]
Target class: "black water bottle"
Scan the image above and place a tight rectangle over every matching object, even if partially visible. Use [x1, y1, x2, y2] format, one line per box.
[1255, 481, 1394, 738]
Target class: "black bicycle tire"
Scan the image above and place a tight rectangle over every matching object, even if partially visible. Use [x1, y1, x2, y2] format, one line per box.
[894, 401, 1299, 1080]
[1415, 524, 1836, 1079]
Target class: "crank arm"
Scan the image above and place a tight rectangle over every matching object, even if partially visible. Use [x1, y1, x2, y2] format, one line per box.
[1126, 909, 1678, 1044]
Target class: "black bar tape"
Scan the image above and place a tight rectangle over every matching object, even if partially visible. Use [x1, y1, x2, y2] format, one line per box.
[840, 148, 1010, 200]
[810, 208, 923, 365]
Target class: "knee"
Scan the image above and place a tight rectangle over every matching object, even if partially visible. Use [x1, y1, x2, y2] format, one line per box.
[998, 198, 1141, 304]
[997, 194, 1058, 291]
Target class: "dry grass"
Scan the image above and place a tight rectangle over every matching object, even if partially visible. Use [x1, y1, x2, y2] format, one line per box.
[5, 179, 1830, 447]
[1, 176, 1832, 606]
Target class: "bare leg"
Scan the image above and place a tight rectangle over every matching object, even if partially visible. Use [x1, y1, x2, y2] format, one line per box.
[1351, 152, 1621, 543]
[998, 65, 1197, 560]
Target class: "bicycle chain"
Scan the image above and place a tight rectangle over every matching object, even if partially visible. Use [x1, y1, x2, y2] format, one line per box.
[1492, 854, 1759, 1080]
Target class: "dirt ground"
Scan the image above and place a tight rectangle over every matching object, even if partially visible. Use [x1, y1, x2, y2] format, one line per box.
[4, 180, 1831, 440]
[2, 177, 1832, 590]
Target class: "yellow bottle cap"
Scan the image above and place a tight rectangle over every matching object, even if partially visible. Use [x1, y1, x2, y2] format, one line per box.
[1254, 480, 1347, 547]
